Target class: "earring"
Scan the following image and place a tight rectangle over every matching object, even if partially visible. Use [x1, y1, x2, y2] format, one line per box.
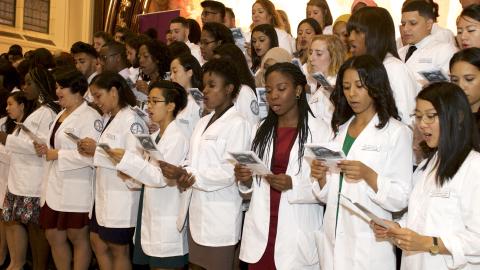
[296, 95, 300, 100]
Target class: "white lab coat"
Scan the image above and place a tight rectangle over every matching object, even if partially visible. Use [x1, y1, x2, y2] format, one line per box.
[116, 121, 189, 257]
[184, 107, 251, 247]
[239, 116, 333, 269]
[307, 74, 335, 124]
[234, 84, 261, 127]
[119, 68, 147, 109]
[0, 117, 9, 209]
[399, 151, 480, 270]
[383, 54, 418, 125]
[176, 93, 201, 138]
[313, 115, 413, 270]
[5, 105, 57, 197]
[398, 35, 458, 89]
[41, 102, 102, 212]
[93, 106, 147, 228]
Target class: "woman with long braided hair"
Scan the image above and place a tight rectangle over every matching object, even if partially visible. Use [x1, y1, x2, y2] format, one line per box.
[235, 62, 332, 269]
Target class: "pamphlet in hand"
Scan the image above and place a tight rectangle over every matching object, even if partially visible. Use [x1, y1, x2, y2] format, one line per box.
[312, 72, 333, 90]
[15, 122, 44, 144]
[339, 194, 391, 228]
[134, 134, 165, 160]
[132, 106, 150, 124]
[64, 131, 80, 142]
[231, 27, 246, 53]
[418, 69, 448, 83]
[228, 151, 272, 175]
[306, 143, 345, 171]
[255, 87, 268, 119]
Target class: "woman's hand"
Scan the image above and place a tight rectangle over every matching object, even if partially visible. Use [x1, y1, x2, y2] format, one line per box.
[311, 159, 329, 188]
[388, 227, 432, 252]
[177, 173, 195, 190]
[77, 137, 97, 157]
[45, 149, 59, 161]
[337, 160, 378, 191]
[136, 80, 149, 95]
[105, 148, 125, 164]
[158, 161, 187, 179]
[234, 164, 253, 186]
[370, 220, 400, 240]
[33, 142, 47, 157]
[264, 174, 292, 192]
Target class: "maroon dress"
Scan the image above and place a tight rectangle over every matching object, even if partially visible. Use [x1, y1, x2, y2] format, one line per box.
[249, 127, 297, 270]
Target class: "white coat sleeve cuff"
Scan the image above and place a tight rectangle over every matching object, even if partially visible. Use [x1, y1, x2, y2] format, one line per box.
[312, 179, 329, 203]
[368, 175, 391, 206]
[116, 151, 144, 179]
[57, 149, 93, 171]
[440, 231, 468, 269]
[237, 181, 253, 194]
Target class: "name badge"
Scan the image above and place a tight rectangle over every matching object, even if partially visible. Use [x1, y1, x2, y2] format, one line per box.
[361, 144, 381, 152]
[418, 58, 433, 64]
[310, 97, 319, 104]
[178, 119, 189, 125]
[64, 127, 75, 133]
[106, 133, 116, 140]
[30, 121, 39, 128]
[204, 135, 217, 141]
[430, 190, 450, 198]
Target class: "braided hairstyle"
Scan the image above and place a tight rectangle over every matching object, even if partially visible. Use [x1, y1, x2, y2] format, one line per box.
[28, 67, 61, 113]
[148, 80, 188, 117]
[252, 62, 313, 172]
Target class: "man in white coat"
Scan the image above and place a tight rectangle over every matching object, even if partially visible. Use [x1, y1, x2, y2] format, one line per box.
[398, 1, 457, 90]
[169, 16, 204, 65]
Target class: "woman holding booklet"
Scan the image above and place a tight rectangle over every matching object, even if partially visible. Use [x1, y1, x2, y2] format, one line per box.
[0, 67, 60, 270]
[160, 58, 251, 270]
[310, 55, 413, 270]
[77, 71, 147, 270]
[372, 82, 480, 270]
[234, 62, 332, 269]
[32, 68, 102, 270]
[104, 80, 190, 269]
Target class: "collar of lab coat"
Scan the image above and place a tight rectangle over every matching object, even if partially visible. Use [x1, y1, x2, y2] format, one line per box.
[412, 34, 434, 50]
[336, 113, 380, 157]
[201, 106, 236, 136]
[48, 101, 90, 143]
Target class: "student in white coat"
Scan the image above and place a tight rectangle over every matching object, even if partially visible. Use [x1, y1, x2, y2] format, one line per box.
[77, 71, 147, 270]
[161, 58, 251, 270]
[105, 81, 190, 269]
[306, 0, 334, 34]
[373, 82, 480, 270]
[235, 63, 332, 269]
[307, 35, 346, 124]
[347, 6, 417, 125]
[0, 67, 60, 270]
[457, 5, 480, 50]
[398, 1, 458, 88]
[0, 91, 35, 269]
[170, 53, 203, 137]
[34, 69, 101, 270]
[213, 44, 261, 125]
[311, 55, 413, 270]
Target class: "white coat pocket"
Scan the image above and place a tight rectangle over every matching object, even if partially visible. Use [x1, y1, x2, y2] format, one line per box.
[296, 229, 319, 265]
[201, 201, 236, 241]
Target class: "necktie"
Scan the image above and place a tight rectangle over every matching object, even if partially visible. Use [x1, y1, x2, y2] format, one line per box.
[155, 133, 161, 144]
[405, 45, 417, 62]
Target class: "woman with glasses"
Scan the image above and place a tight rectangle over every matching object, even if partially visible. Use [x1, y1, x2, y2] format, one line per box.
[372, 82, 480, 270]
[311, 55, 413, 270]
[200, 22, 234, 62]
[106, 81, 190, 270]
[449, 48, 480, 133]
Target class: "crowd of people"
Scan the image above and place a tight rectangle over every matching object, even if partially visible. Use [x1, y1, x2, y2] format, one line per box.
[0, 0, 479, 269]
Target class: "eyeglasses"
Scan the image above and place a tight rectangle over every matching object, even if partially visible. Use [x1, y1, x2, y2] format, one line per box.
[200, 40, 217, 46]
[201, 10, 218, 17]
[147, 99, 167, 105]
[410, 112, 438, 124]
[100, 52, 120, 61]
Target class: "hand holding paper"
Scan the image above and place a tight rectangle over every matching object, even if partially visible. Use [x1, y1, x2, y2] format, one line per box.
[229, 151, 272, 176]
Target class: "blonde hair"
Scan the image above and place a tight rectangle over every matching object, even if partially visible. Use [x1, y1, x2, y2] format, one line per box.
[308, 35, 346, 76]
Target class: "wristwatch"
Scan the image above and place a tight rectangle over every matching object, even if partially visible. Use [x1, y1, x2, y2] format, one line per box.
[429, 237, 439, 255]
